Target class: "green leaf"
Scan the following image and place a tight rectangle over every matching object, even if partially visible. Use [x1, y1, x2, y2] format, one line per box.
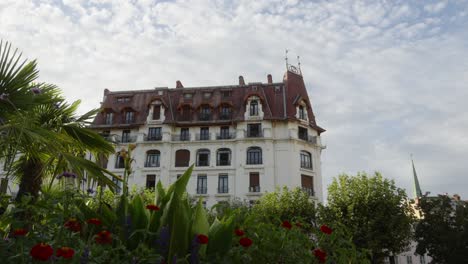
[191, 198, 210, 257]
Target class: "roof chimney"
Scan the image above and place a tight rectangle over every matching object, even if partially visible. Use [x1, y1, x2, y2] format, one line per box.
[239, 76, 245, 86]
[104, 88, 109, 96]
[176, 80, 184, 88]
[267, 74, 273, 84]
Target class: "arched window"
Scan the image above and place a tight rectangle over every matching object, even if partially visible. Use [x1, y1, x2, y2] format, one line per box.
[180, 105, 191, 121]
[300, 151, 312, 169]
[123, 110, 135, 124]
[217, 148, 231, 166]
[175, 149, 190, 167]
[115, 153, 125, 169]
[249, 100, 258, 116]
[145, 150, 161, 167]
[196, 149, 210, 166]
[219, 105, 232, 120]
[246, 147, 262, 165]
[199, 105, 211, 121]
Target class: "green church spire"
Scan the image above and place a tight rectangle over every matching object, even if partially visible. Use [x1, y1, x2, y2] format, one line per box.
[411, 156, 423, 198]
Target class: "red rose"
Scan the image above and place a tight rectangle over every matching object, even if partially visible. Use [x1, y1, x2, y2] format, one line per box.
[197, 234, 209, 244]
[281, 221, 292, 230]
[64, 218, 81, 232]
[13, 228, 28, 236]
[30, 243, 54, 261]
[95, 230, 112, 244]
[87, 218, 102, 226]
[313, 248, 327, 263]
[234, 229, 245, 236]
[239, 237, 253, 248]
[146, 204, 160, 211]
[320, 225, 333, 235]
[56, 246, 75, 259]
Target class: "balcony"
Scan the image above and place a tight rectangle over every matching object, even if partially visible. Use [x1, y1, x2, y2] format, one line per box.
[219, 113, 232, 120]
[144, 161, 160, 167]
[249, 186, 261, 193]
[144, 134, 162, 141]
[217, 187, 229, 194]
[246, 130, 263, 138]
[172, 134, 190, 141]
[301, 187, 315, 197]
[120, 135, 137, 143]
[216, 132, 236, 140]
[198, 113, 211, 121]
[195, 133, 211, 140]
[196, 187, 207, 194]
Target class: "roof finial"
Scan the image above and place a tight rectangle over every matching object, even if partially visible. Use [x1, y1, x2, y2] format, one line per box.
[297, 55, 302, 75]
[285, 49, 289, 70]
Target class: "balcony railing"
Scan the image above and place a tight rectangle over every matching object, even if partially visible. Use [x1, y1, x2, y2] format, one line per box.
[121, 135, 137, 143]
[219, 113, 232, 120]
[217, 187, 229, 194]
[172, 134, 190, 141]
[249, 186, 261, 193]
[144, 134, 162, 141]
[198, 113, 211, 121]
[196, 187, 207, 194]
[301, 187, 315, 197]
[195, 133, 211, 140]
[216, 132, 236, 140]
[246, 130, 263, 138]
[144, 161, 160, 167]
[308, 136, 317, 144]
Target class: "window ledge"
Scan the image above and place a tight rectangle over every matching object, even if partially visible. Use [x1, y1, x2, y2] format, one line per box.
[246, 192, 263, 196]
[244, 164, 264, 169]
[214, 193, 231, 197]
[300, 168, 314, 173]
[194, 194, 209, 197]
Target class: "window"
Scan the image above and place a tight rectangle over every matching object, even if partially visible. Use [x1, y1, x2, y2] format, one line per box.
[124, 111, 134, 124]
[222, 90, 231, 98]
[180, 105, 191, 121]
[175, 149, 190, 167]
[146, 175, 156, 189]
[247, 123, 262, 137]
[199, 105, 211, 121]
[419, 256, 425, 264]
[176, 174, 182, 179]
[203, 92, 212, 99]
[117, 97, 130, 103]
[219, 126, 231, 139]
[246, 147, 262, 165]
[298, 105, 306, 120]
[196, 149, 210, 167]
[300, 151, 313, 169]
[298, 127, 308, 141]
[105, 112, 113, 125]
[249, 172, 260, 192]
[301, 175, 314, 196]
[147, 127, 162, 141]
[218, 174, 228, 193]
[406, 256, 413, 264]
[219, 106, 231, 120]
[115, 153, 125, 169]
[197, 175, 207, 194]
[184, 93, 193, 99]
[249, 100, 259, 116]
[145, 150, 160, 167]
[153, 105, 161, 120]
[199, 127, 210, 140]
[121, 130, 131, 143]
[180, 128, 190, 141]
[217, 148, 231, 166]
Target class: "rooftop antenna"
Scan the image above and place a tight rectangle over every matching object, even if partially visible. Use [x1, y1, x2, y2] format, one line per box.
[285, 49, 289, 70]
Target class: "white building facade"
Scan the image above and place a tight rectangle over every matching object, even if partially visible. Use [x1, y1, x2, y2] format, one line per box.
[90, 68, 325, 207]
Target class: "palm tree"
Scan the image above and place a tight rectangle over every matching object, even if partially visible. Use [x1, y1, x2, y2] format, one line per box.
[0, 41, 118, 201]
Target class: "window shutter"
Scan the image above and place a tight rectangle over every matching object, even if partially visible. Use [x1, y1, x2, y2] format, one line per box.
[301, 175, 313, 188]
[175, 150, 190, 167]
[250, 173, 259, 186]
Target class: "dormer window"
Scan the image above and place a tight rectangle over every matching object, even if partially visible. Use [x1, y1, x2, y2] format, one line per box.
[184, 93, 193, 99]
[124, 111, 134, 124]
[199, 105, 211, 121]
[222, 91, 232, 98]
[105, 112, 113, 125]
[250, 100, 259, 116]
[219, 105, 231, 120]
[117, 97, 130, 103]
[180, 105, 191, 121]
[299, 105, 306, 120]
[203, 92, 212, 99]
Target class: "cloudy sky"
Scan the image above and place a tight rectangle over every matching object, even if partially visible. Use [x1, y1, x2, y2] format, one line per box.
[1, 0, 467, 199]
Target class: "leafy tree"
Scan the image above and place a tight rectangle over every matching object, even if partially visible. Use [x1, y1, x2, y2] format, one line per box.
[320, 172, 414, 263]
[414, 194, 468, 264]
[251, 186, 316, 225]
[0, 41, 117, 201]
